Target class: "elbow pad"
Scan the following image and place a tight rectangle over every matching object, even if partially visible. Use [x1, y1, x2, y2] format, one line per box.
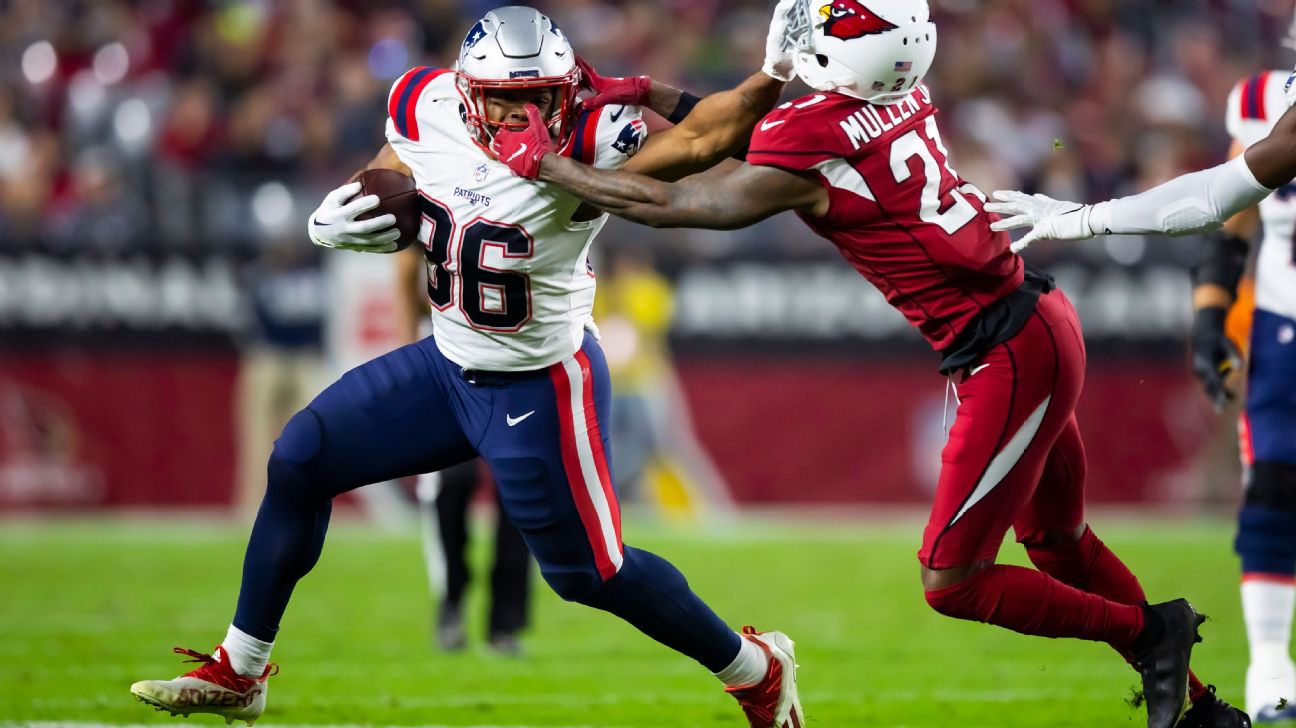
[1191, 230, 1250, 295]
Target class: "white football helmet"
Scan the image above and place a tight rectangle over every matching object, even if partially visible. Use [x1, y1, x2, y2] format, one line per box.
[456, 6, 580, 145]
[787, 0, 936, 105]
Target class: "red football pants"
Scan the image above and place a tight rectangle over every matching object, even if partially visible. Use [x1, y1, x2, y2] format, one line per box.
[919, 289, 1088, 568]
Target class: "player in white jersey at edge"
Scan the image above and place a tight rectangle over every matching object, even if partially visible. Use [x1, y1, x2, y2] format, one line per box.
[129, 5, 810, 728]
[987, 31, 1296, 724]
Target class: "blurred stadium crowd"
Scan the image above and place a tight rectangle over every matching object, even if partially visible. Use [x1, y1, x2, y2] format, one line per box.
[2, 0, 1293, 258]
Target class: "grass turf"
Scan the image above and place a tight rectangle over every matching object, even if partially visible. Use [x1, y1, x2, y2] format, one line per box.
[0, 516, 1255, 727]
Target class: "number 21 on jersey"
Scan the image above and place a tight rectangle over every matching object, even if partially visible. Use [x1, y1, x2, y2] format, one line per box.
[888, 116, 986, 234]
[419, 194, 533, 332]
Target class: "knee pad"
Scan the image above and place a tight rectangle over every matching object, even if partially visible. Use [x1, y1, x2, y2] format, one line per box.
[574, 546, 686, 607]
[1245, 461, 1296, 513]
[273, 407, 326, 465]
[539, 563, 605, 602]
[264, 408, 326, 501]
[924, 571, 988, 621]
[1235, 500, 1296, 576]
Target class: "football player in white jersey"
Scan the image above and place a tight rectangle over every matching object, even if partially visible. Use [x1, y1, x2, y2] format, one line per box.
[988, 45, 1296, 726]
[130, 6, 810, 728]
[1188, 32, 1296, 721]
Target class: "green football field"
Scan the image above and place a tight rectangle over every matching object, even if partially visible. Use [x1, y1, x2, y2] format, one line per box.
[0, 515, 1262, 727]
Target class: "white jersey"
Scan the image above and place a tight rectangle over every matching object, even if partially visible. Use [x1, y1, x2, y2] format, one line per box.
[385, 67, 648, 371]
[1226, 70, 1296, 320]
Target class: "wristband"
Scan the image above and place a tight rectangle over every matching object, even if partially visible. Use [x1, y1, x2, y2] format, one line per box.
[667, 92, 701, 125]
[1190, 230, 1250, 295]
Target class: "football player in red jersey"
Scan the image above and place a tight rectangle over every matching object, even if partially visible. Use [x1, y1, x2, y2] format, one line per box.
[492, 1, 1249, 726]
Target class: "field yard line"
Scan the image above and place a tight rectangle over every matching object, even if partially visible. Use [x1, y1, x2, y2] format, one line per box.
[4, 723, 618, 728]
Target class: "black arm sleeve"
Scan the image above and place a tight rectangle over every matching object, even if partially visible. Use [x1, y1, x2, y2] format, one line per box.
[1190, 230, 1251, 298]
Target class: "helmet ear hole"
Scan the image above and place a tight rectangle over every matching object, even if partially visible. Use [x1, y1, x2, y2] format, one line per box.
[816, 54, 830, 68]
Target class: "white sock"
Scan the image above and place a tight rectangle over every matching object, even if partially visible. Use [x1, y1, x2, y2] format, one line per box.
[222, 624, 274, 678]
[713, 633, 769, 688]
[1242, 578, 1296, 711]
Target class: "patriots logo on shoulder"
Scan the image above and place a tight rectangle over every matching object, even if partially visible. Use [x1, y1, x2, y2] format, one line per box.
[611, 119, 647, 156]
[819, 0, 898, 40]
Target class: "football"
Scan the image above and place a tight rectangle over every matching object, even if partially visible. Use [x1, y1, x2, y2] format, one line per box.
[355, 168, 420, 252]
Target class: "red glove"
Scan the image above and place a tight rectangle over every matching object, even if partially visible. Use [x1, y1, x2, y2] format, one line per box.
[577, 56, 652, 109]
[490, 104, 554, 180]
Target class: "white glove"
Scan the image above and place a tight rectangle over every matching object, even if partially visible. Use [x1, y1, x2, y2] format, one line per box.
[307, 181, 401, 253]
[762, 0, 799, 82]
[985, 190, 1095, 253]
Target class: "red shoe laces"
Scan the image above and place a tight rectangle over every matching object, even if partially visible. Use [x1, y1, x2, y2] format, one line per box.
[726, 627, 780, 726]
[173, 646, 278, 689]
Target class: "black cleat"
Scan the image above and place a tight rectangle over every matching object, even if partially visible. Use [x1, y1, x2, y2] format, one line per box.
[1134, 599, 1206, 728]
[436, 603, 466, 652]
[487, 631, 522, 657]
[1176, 685, 1252, 728]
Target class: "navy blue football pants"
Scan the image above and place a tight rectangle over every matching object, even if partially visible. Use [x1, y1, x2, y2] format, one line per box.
[1236, 308, 1296, 578]
[233, 332, 741, 672]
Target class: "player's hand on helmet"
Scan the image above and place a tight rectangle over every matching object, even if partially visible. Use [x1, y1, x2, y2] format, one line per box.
[763, 0, 800, 82]
[491, 104, 554, 180]
[307, 181, 400, 253]
[1190, 306, 1243, 413]
[985, 190, 1095, 253]
[576, 56, 651, 110]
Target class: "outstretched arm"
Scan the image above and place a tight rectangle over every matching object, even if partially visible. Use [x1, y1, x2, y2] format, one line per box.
[985, 103, 1296, 252]
[570, 0, 797, 181]
[537, 153, 826, 229]
[623, 71, 785, 180]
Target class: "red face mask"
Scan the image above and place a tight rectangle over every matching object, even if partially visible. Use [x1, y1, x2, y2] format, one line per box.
[457, 69, 580, 148]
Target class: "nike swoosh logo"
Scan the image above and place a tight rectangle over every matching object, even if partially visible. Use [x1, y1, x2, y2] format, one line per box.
[760, 119, 786, 132]
[609, 107, 624, 123]
[970, 364, 990, 376]
[507, 143, 528, 163]
[312, 217, 332, 227]
[506, 411, 536, 427]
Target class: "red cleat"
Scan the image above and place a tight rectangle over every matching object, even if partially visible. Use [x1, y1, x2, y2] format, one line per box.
[726, 626, 805, 727]
[130, 646, 276, 726]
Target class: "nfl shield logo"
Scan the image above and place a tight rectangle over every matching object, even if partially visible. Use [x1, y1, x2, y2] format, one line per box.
[473, 163, 490, 183]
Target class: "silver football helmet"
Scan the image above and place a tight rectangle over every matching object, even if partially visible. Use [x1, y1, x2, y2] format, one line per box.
[456, 6, 580, 145]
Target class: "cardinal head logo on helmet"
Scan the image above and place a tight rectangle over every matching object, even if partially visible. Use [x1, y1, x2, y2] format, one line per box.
[819, 0, 899, 40]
